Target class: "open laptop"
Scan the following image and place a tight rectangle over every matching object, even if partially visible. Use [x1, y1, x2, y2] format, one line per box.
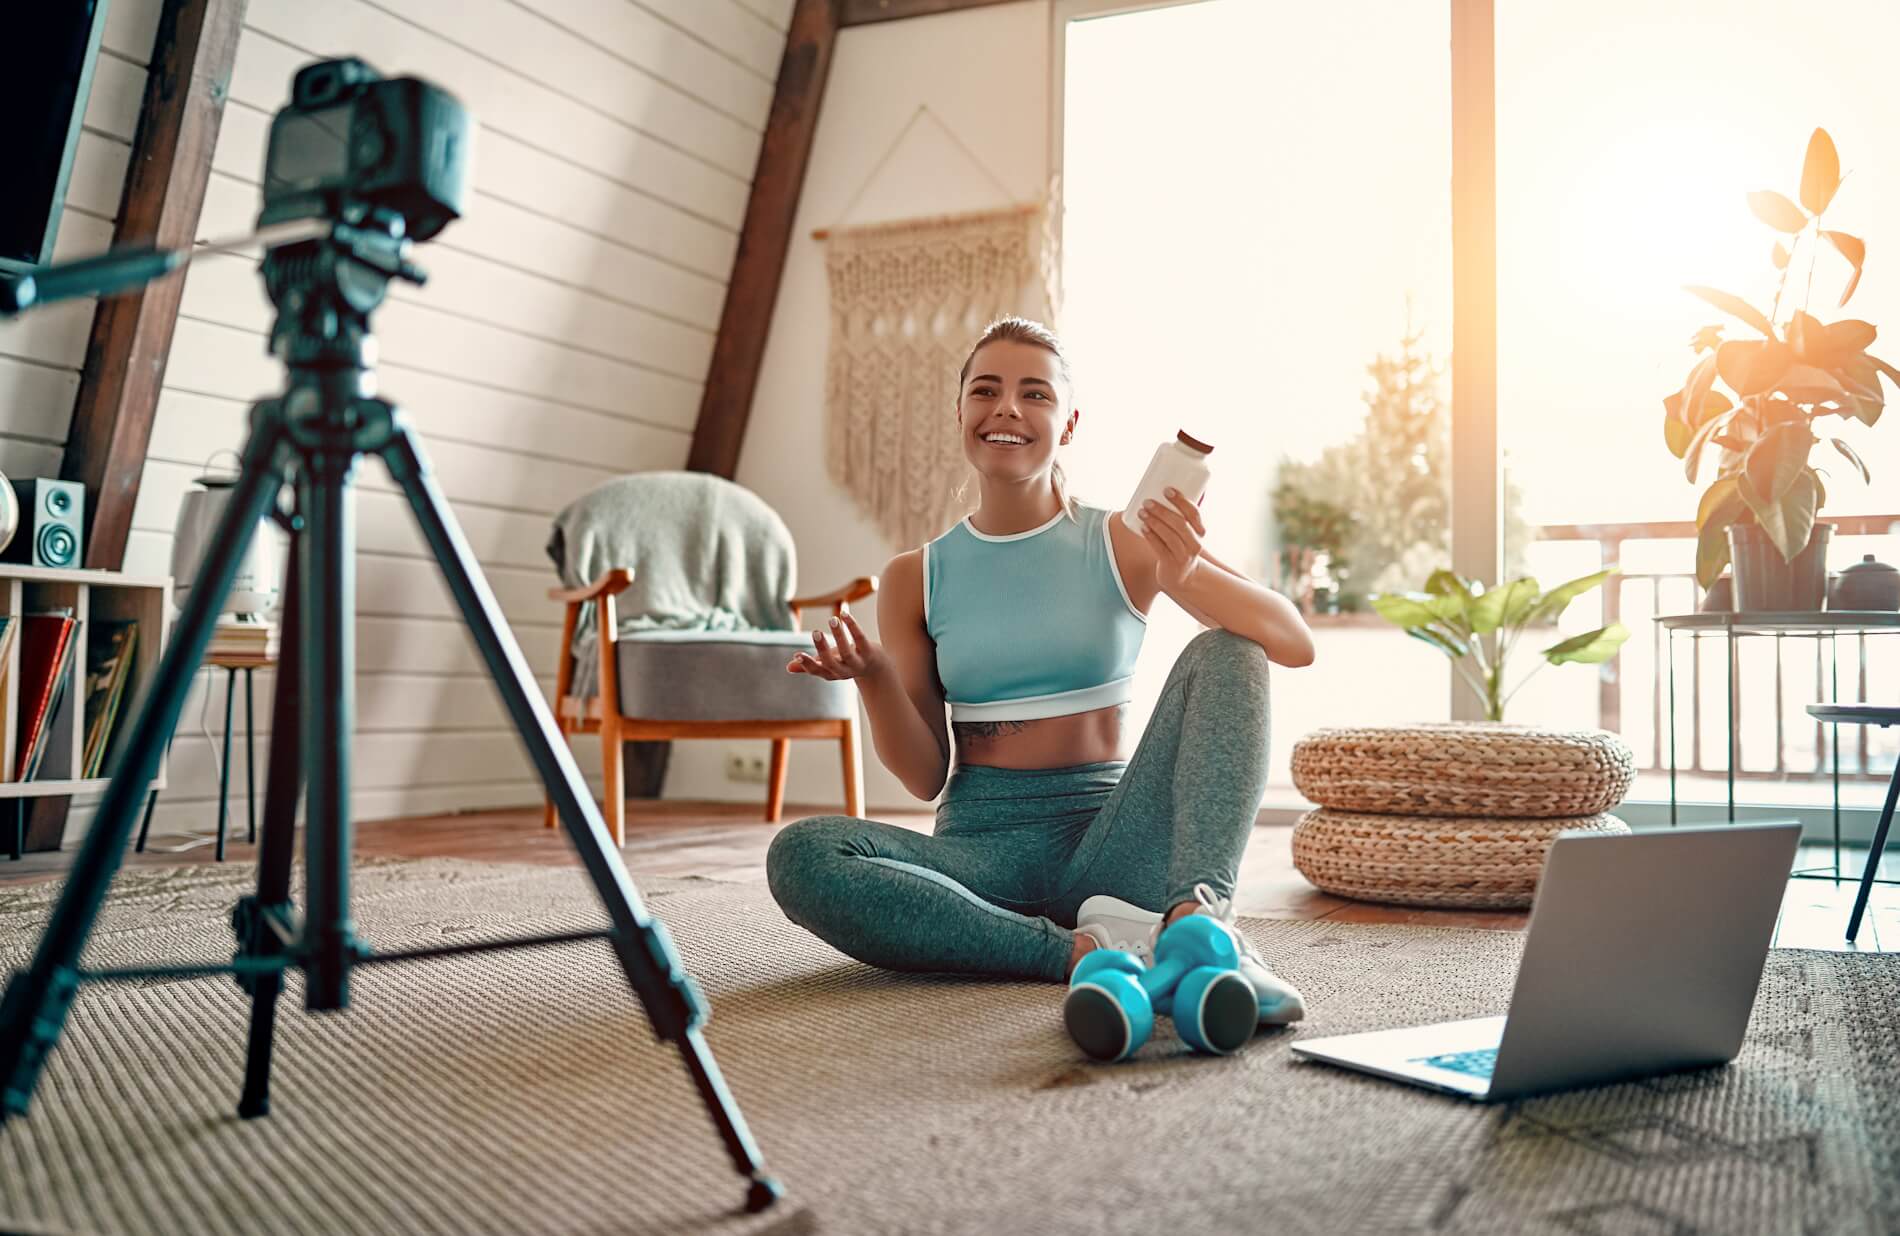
[1290, 821, 1801, 1101]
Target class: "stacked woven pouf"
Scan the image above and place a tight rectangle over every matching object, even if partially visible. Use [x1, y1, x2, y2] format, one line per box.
[1289, 723, 1637, 909]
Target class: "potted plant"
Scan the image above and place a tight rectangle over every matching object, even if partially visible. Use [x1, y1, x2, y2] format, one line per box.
[1371, 569, 1630, 722]
[1665, 127, 1895, 610]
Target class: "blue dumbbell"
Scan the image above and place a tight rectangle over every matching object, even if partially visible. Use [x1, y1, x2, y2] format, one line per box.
[1063, 915, 1258, 1061]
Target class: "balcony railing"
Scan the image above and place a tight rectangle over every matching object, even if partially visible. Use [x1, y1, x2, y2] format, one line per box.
[1533, 515, 1900, 783]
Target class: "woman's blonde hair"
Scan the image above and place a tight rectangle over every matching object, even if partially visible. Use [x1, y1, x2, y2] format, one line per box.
[954, 316, 1078, 520]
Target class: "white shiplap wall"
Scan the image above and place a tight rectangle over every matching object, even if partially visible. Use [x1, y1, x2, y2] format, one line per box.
[0, 0, 791, 841]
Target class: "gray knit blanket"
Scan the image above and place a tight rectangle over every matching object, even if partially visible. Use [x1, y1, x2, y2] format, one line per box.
[545, 472, 796, 697]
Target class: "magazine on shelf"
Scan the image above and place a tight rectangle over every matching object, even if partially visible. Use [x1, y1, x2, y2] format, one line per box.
[83, 621, 139, 779]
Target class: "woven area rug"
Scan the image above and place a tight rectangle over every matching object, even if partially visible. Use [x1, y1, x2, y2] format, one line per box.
[1, 860, 1895, 1236]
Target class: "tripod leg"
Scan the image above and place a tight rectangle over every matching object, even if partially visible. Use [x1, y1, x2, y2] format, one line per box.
[380, 427, 782, 1213]
[300, 451, 357, 1013]
[0, 412, 289, 1119]
[238, 531, 305, 1119]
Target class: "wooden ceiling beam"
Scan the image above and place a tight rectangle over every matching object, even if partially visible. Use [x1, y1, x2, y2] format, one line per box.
[688, 0, 840, 478]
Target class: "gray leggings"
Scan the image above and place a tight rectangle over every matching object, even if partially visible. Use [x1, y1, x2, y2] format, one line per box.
[766, 629, 1272, 983]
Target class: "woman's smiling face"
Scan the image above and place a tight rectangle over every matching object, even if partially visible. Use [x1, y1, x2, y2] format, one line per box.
[957, 339, 1076, 482]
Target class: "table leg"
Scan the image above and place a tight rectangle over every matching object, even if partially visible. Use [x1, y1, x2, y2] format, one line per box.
[1726, 629, 1736, 823]
[1668, 630, 1678, 828]
[245, 667, 256, 844]
[217, 667, 235, 862]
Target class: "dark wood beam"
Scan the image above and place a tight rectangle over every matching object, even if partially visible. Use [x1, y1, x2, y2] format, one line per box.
[65, 0, 247, 571]
[840, 0, 1022, 26]
[26, 0, 247, 853]
[687, 0, 839, 478]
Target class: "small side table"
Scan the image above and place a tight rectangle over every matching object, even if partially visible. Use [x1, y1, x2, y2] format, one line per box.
[1658, 610, 1900, 886]
[135, 651, 275, 861]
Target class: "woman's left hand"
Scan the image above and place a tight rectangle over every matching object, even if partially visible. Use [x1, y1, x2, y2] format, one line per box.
[1138, 488, 1206, 592]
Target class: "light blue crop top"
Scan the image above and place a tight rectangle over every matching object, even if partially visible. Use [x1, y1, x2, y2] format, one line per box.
[924, 504, 1147, 722]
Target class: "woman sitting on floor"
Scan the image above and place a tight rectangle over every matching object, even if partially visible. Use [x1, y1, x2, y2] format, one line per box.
[766, 316, 1315, 1027]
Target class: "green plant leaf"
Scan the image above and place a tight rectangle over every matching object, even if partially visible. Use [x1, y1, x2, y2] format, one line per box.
[1868, 353, 1900, 392]
[1824, 231, 1865, 306]
[1404, 626, 1469, 660]
[1683, 407, 1741, 484]
[1686, 285, 1775, 338]
[1698, 518, 1735, 587]
[1838, 354, 1882, 400]
[1741, 469, 1820, 561]
[1800, 128, 1841, 214]
[1697, 475, 1742, 529]
[1773, 241, 1791, 270]
[1527, 569, 1615, 625]
[1775, 363, 1847, 403]
[1471, 578, 1540, 633]
[1830, 437, 1871, 483]
[1744, 422, 1817, 502]
[1717, 338, 1793, 396]
[1422, 569, 1472, 601]
[1697, 476, 1750, 586]
[1370, 593, 1440, 629]
[1692, 324, 1725, 353]
[1543, 623, 1632, 665]
[1664, 414, 1694, 458]
[1748, 189, 1807, 233]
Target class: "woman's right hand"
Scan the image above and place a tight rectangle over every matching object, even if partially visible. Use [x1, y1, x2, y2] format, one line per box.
[787, 611, 890, 683]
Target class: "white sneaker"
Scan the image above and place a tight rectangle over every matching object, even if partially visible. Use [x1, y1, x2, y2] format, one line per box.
[1170, 882, 1307, 1026]
[1074, 894, 1165, 965]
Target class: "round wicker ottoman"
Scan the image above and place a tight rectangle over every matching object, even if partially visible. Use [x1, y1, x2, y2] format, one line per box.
[1291, 722, 1635, 819]
[1291, 808, 1631, 909]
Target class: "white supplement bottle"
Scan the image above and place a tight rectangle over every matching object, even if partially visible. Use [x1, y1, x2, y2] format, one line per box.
[1121, 430, 1214, 533]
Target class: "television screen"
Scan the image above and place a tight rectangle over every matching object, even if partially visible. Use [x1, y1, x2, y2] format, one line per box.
[0, 1, 111, 270]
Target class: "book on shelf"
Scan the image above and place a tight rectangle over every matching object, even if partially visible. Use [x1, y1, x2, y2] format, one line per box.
[0, 617, 14, 781]
[83, 621, 139, 779]
[18, 610, 79, 781]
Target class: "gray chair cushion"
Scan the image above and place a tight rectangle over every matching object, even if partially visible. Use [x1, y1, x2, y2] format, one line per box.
[607, 630, 856, 722]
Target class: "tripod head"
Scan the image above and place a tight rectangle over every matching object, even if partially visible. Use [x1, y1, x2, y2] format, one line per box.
[0, 57, 471, 322]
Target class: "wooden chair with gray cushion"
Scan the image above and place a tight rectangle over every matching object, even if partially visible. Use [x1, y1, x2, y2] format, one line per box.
[1805, 703, 1899, 942]
[545, 473, 874, 846]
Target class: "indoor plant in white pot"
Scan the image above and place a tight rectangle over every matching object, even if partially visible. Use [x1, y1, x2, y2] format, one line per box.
[1665, 127, 1894, 610]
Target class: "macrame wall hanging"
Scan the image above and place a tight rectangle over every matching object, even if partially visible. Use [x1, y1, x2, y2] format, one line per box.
[816, 105, 1060, 551]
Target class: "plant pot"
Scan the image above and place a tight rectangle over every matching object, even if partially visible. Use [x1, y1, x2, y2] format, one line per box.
[1728, 521, 1832, 612]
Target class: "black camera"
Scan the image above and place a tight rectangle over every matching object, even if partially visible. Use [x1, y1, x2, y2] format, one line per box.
[260, 58, 472, 242]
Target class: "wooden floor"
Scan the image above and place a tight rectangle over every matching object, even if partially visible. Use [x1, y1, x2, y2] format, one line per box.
[3, 802, 1895, 952]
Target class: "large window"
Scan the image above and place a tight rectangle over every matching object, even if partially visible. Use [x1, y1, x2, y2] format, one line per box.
[1497, 0, 1900, 809]
[1060, 0, 1452, 797]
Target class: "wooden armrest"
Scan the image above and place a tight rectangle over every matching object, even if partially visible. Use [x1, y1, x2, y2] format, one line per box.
[789, 575, 879, 623]
[547, 568, 634, 604]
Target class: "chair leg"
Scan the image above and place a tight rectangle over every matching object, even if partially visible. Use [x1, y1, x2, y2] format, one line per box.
[766, 739, 789, 823]
[1847, 760, 1899, 943]
[544, 713, 568, 831]
[600, 722, 626, 848]
[839, 715, 864, 819]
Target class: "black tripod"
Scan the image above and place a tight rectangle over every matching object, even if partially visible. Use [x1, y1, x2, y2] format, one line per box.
[0, 219, 782, 1213]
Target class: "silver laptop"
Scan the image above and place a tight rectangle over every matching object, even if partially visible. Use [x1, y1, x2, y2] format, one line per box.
[1290, 821, 1800, 1101]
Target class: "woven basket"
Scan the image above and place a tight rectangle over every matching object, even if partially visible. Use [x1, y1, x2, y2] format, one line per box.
[1291, 808, 1630, 909]
[1290, 723, 1635, 819]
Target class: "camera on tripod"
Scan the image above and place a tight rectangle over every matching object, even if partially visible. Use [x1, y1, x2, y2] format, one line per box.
[261, 57, 471, 242]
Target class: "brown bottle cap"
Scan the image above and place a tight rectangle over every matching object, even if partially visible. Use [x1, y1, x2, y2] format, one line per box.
[1176, 430, 1213, 454]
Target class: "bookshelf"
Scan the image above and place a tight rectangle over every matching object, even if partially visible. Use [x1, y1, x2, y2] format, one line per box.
[0, 564, 172, 800]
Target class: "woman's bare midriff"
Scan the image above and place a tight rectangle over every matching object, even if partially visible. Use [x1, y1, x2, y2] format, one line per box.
[950, 703, 1130, 771]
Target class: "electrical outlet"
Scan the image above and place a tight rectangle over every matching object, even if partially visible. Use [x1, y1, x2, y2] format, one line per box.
[726, 749, 769, 784]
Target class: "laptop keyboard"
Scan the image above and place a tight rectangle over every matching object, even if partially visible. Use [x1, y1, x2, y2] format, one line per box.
[1412, 1047, 1498, 1078]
